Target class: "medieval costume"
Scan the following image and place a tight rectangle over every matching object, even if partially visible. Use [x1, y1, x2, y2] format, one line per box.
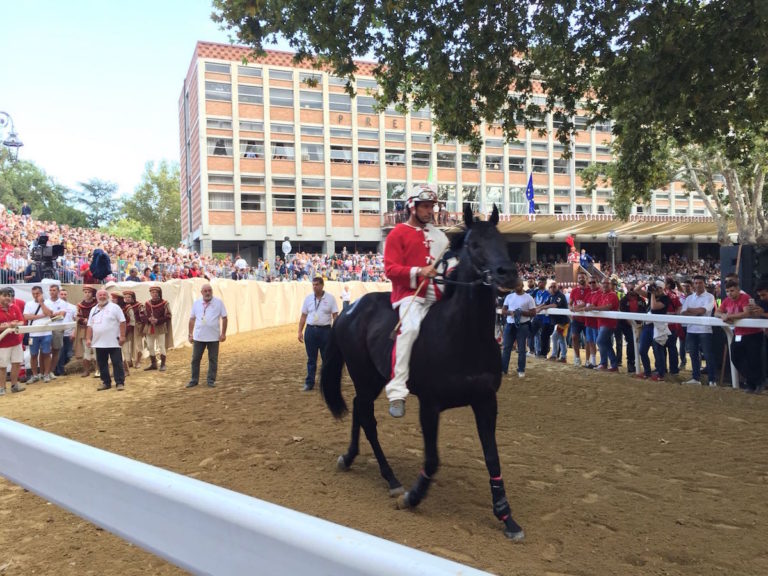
[122, 290, 145, 369]
[142, 285, 173, 371]
[74, 286, 97, 377]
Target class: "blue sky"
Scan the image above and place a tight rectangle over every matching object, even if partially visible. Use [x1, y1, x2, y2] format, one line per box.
[0, 1, 262, 197]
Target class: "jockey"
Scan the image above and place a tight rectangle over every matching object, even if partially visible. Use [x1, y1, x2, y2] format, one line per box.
[384, 183, 449, 418]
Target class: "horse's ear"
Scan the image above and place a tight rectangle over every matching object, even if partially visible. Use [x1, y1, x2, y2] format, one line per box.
[490, 204, 499, 226]
[463, 203, 473, 228]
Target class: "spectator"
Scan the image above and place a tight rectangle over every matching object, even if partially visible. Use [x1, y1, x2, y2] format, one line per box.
[618, 282, 648, 374]
[680, 274, 717, 387]
[592, 278, 620, 371]
[186, 283, 228, 389]
[54, 288, 77, 376]
[86, 289, 126, 391]
[126, 267, 142, 282]
[23, 285, 53, 383]
[45, 284, 69, 379]
[501, 277, 537, 378]
[297, 277, 339, 392]
[75, 286, 97, 377]
[531, 277, 553, 358]
[648, 281, 677, 381]
[718, 279, 764, 393]
[544, 281, 569, 362]
[0, 286, 25, 394]
[569, 272, 590, 367]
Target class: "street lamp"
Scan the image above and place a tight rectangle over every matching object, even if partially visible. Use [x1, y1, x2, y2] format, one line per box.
[607, 230, 618, 273]
[0, 111, 24, 162]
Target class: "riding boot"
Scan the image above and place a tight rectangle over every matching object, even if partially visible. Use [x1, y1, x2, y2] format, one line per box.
[159, 355, 167, 372]
[144, 356, 157, 371]
[80, 360, 91, 378]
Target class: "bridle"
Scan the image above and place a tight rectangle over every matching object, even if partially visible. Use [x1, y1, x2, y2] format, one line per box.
[433, 229, 494, 287]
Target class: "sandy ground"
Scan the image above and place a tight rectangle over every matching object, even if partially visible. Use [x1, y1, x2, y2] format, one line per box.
[1, 325, 768, 576]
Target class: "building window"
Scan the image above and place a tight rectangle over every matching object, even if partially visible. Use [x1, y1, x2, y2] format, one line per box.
[438, 184, 457, 212]
[385, 103, 403, 116]
[357, 78, 378, 90]
[554, 204, 570, 214]
[411, 151, 430, 167]
[385, 149, 406, 166]
[269, 88, 294, 107]
[302, 195, 325, 213]
[331, 196, 353, 214]
[207, 118, 232, 130]
[509, 156, 525, 172]
[358, 147, 379, 165]
[300, 72, 321, 85]
[575, 160, 590, 173]
[574, 116, 589, 130]
[509, 186, 526, 213]
[576, 204, 592, 214]
[270, 69, 293, 81]
[575, 144, 591, 154]
[595, 145, 611, 155]
[412, 133, 431, 144]
[240, 140, 264, 158]
[487, 186, 503, 207]
[358, 129, 378, 141]
[241, 194, 265, 211]
[207, 138, 233, 156]
[209, 192, 234, 210]
[531, 141, 548, 151]
[485, 139, 503, 148]
[386, 182, 406, 212]
[205, 81, 231, 102]
[330, 145, 352, 163]
[330, 127, 351, 139]
[238, 65, 262, 78]
[553, 159, 569, 174]
[359, 180, 380, 190]
[272, 177, 296, 187]
[300, 90, 323, 109]
[462, 154, 479, 170]
[462, 185, 479, 210]
[357, 96, 376, 115]
[240, 120, 264, 132]
[271, 142, 295, 160]
[241, 175, 265, 186]
[486, 155, 502, 171]
[594, 120, 612, 132]
[329, 93, 352, 112]
[436, 151, 455, 168]
[575, 188, 591, 197]
[532, 158, 548, 173]
[385, 131, 406, 142]
[301, 143, 324, 162]
[301, 125, 324, 137]
[359, 197, 380, 214]
[273, 194, 296, 212]
[331, 179, 353, 190]
[301, 177, 324, 188]
[238, 85, 263, 104]
[328, 75, 348, 86]
[208, 173, 234, 185]
[410, 105, 430, 119]
[205, 62, 231, 74]
[271, 123, 294, 135]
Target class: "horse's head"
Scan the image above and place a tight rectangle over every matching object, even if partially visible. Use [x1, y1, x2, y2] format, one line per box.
[454, 204, 516, 288]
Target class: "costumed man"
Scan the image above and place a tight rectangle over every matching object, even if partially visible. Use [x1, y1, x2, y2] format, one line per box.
[74, 286, 97, 377]
[142, 285, 173, 371]
[383, 183, 449, 418]
[122, 290, 144, 370]
[566, 235, 579, 264]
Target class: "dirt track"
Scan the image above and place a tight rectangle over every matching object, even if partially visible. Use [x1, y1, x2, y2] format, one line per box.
[1, 325, 768, 576]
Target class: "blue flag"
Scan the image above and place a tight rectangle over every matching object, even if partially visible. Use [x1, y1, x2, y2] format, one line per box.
[525, 173, 535, 213]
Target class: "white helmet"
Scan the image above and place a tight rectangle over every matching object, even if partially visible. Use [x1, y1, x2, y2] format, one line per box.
[406, 183, 438, 210]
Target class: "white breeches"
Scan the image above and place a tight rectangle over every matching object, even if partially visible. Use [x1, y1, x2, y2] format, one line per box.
[385, 297, 431, 402]
[146, 333, 166, 356]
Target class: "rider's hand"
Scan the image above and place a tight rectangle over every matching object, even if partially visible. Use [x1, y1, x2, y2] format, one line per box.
[418, 265, 437, 279]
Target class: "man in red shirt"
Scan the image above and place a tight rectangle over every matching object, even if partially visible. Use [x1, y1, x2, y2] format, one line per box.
[718, 279, 764, 393]
[591, 278, 620, 371]
[568, 272, 591, 366]
[0, 286, 25, 394]
[383, 184, 449, 418]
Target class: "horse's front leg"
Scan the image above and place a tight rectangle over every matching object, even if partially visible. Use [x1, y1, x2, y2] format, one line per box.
[397, 401, 439, 509]
[472, 392, 525, 541]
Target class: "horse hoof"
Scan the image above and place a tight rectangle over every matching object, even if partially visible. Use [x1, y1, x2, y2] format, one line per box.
[336, 456, 349, 471]
[388, 486, 405, 498]
[504, 528, 525, 542]
[396, 492, 411, 510]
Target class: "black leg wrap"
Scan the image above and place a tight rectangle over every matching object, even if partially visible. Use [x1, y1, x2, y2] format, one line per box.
[407, 471, 432, 508]
[490, 478, 511, 520]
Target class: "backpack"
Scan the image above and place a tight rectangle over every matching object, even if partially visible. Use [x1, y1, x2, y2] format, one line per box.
[90, 249, 112, 280]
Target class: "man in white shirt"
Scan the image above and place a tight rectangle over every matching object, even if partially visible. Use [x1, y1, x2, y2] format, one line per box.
[298, 277, 339, 391]
[234, 253, 248, 271]
[187, 283, 228, 389]
[45, 284, 68, 380]
[86, 289, 126, 391]
[23, 286, 53, 383]
[680, 274, 716, 386]
[54, 288, 78, 376]
[500, 278, 537, 378]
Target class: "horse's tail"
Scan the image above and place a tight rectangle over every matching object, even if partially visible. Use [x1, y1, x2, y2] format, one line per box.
[320, 327, 348, 418]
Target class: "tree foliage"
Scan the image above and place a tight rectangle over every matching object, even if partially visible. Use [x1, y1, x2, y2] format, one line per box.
[122, 161, 181, 248]
[75, 179, 121, 228]
[101, 218, 154, 242]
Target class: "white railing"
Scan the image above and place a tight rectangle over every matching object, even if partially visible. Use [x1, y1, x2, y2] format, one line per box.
[0, 418, 491, 576]
[529, 309, 768, 388]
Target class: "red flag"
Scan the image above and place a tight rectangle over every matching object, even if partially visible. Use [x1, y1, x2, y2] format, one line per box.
[565, 235, 575, 248]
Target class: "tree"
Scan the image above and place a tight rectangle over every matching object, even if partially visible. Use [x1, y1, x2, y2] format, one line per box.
[101, 218, 154, 242]
[213, 0, 768, 242]
[76, 179, 120, 228]
[122, 161, 181, 247]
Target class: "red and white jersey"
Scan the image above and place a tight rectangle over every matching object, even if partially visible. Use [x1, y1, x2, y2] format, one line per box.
[384, 222, 449, 308]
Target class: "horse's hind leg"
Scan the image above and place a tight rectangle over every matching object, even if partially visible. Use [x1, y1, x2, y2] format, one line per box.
[355, 394, 403, 496]
[472, 393, 525, 541]
[397, 402, 439, 509]
[337, 395, 362, 471]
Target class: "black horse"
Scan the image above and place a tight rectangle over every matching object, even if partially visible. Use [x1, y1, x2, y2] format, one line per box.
[320, 204, 525, 540]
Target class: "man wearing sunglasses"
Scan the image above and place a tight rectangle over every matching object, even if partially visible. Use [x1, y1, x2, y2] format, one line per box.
[384, 183, 449, 418]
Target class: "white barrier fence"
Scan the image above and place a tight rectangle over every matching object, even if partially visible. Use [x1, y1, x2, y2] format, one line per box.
[0, 418, 491, 576]
[530, 308, 768, 388]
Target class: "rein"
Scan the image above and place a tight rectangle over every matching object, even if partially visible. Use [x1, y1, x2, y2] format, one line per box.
[433, 229, 495, 288]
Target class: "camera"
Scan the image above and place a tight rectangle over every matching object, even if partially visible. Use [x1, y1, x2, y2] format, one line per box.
[29, 235, 65, 280]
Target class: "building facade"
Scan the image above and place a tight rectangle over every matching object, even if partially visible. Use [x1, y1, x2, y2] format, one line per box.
[179, 41, 710, 262]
